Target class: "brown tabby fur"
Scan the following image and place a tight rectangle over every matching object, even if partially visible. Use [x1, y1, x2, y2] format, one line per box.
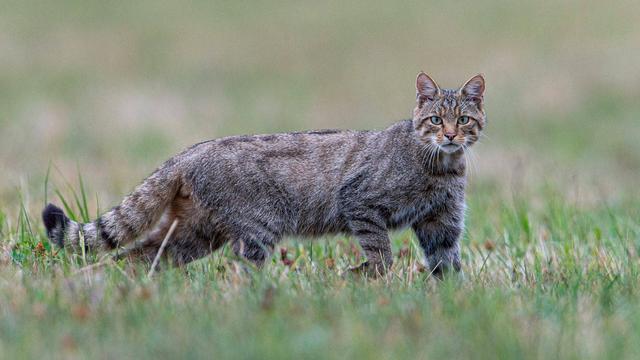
[43, 73, 486, 277]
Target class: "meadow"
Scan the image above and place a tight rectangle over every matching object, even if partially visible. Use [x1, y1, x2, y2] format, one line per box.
[1, 1, 639, 358]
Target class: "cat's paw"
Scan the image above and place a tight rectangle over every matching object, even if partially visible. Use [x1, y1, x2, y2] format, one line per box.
[346, 261, 388, 278]
[427, 264, 464, 282]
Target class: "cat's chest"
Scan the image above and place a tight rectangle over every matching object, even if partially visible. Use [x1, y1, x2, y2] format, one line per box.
[387, 177, 464, 229]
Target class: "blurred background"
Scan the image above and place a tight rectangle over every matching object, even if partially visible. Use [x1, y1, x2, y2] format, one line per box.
[1, 0, 639, 211]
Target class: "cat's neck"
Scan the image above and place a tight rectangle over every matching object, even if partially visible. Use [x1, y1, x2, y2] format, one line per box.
[421, 149, 466, 177]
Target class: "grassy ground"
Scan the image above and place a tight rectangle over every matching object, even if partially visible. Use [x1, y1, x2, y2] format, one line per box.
[2, 184, 639, 359]
[1, 1, 640, 359]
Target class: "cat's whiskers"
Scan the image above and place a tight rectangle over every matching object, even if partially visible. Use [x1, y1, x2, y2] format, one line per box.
[462, 146, 473, 176]
[423, 146, 432, 170]
[420, 143, 439, 172]
[471, 150, 480, 176]
[460, 145, 468, 172]
[461, 144, 478, 176]
[417, 144, 431, 170]
[422, 144, 435, 171]
[430, 145, 440, 172]
[470, 147, 480, 171]
[421, 141, 440, 170]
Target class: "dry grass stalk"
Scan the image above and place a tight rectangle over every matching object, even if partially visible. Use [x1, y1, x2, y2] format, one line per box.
[147, 219, 179, 279]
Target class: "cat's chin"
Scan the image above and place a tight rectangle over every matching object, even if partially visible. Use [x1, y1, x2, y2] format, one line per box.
[439, 144, 462, 154]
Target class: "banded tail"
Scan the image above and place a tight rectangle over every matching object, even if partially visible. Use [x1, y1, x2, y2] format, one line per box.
[42, 164, 181, 251]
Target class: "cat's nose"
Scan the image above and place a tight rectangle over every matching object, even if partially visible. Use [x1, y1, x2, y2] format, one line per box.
[444, 133, 456, 141]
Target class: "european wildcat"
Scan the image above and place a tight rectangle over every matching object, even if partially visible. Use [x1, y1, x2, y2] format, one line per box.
[42, 73, 486, 277]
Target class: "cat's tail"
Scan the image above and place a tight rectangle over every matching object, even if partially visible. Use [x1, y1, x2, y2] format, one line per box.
[42, 162, 182, 251]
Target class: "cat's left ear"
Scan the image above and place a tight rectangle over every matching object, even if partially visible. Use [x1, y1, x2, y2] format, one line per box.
[460, 74, 485, 103]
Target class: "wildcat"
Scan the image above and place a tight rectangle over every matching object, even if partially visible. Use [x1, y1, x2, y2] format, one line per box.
[42, 73, 486, 277]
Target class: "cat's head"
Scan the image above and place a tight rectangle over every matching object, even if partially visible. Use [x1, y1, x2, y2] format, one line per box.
[412, 73, 486, 154]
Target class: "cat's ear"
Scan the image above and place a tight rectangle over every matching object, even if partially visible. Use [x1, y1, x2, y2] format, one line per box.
[416, 72, 440, 107]
[460, 74, 485, 103]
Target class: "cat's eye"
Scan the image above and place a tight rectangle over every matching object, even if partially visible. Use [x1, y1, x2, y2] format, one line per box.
[430, 116, 442, 125]
[458, 116, 470, 125]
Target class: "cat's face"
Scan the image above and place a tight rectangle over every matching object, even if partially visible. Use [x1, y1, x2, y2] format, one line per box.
[412, 73, 486, 154]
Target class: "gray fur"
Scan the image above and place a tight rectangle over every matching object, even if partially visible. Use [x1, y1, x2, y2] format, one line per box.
[43, 73, 486, 277]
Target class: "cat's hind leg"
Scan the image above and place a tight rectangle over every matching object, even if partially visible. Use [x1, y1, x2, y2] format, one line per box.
[116, 217, 227, 268]
[228, 218, 283, 269]
[115, 196, 227, 268]
[114, 212, 175, 266]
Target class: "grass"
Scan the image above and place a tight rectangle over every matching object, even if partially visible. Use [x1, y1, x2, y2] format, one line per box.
[1, 0, 640, 358]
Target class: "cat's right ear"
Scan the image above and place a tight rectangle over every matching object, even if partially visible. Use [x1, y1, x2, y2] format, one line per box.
[416, 72, 440, 107]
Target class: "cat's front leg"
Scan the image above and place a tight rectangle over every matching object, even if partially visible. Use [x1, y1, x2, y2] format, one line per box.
[412, 218, 462, 279]
[347, 216, 393, 277]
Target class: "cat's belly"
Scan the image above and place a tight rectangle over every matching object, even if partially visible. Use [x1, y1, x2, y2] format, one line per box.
[290, 203, 348, 237]
[387, 201, 434, 230]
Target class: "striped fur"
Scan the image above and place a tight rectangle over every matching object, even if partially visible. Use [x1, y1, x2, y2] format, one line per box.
[43, 73, 486, 277]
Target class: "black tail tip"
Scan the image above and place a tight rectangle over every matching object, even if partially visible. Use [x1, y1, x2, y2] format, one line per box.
[42, 203, 69, 246]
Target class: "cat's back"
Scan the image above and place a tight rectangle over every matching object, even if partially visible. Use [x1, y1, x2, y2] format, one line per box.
[188, 128, 368, 170]
[177, 128, 384, 205]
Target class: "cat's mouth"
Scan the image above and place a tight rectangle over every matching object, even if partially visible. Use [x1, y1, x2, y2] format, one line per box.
[439, 143, 461, 153]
